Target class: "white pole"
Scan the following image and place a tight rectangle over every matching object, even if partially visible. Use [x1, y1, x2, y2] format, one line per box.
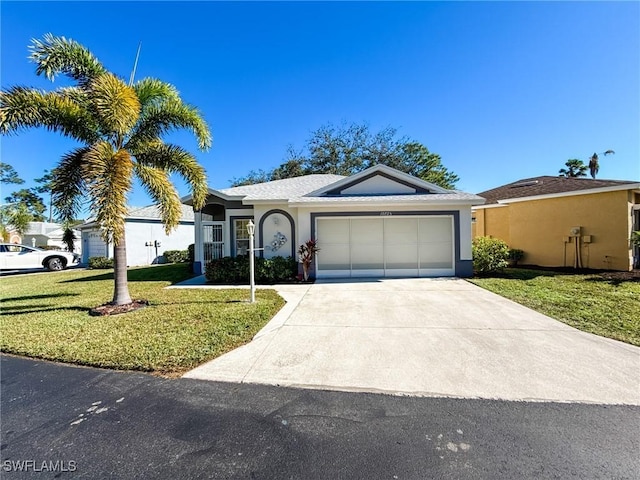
[248, 220, 256, 303]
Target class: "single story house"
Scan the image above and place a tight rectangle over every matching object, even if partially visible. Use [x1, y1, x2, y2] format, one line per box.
[473, 176, 640, 271]
[14, 222, 81, 253]
[78, 205, 195, 266]
[182, 164, 485, 279]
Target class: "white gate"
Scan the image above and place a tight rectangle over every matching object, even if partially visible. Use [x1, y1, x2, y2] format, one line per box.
[203, 222, 224, 265]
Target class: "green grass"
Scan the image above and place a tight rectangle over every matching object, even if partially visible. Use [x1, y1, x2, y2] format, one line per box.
[0, 264, 285, 375]
[469, 269, 640, 346]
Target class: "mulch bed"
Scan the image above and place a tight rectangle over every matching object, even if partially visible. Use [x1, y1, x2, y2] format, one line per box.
[598, 271, 640, 283]
[89, 299, 150, 316]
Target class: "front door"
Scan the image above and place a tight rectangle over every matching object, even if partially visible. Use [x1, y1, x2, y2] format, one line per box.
[203, 222, 225, 266]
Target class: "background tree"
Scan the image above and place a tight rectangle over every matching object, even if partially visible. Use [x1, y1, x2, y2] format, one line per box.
[558, 159, 588, 178]
[588, 150, 615, 179]
[4, 189, 46, 221]
[231, 122, 459, 189]
[1, 34, 210, 306]
[0, 203, 31, 240]
[0, 162, 24, 185]
[0, 161, 31, 241]
[34, 170, 54, 221]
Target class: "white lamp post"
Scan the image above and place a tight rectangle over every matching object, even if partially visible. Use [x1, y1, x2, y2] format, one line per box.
[247, 220, 256, 303]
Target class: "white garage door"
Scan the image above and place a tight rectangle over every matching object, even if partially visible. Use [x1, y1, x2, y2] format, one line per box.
[86, 231, 108, 258]
[316, 216, 454, 278]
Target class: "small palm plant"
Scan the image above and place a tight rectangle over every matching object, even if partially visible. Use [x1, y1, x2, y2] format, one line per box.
[297, 239, 320, 281]
[1, 34, 210, 306]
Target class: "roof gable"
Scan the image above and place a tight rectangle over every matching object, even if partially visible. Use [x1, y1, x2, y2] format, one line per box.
[477, 176, 640, 205]
[309, 164, 450, 197]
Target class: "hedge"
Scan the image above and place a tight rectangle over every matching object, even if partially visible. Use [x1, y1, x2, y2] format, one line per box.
[88, 256, 114, 269]
[163, 250, 189, 263]
[205, 256, 297, 284]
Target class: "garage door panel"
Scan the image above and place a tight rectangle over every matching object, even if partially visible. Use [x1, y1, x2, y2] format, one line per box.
[384, 218, 417, 244]
[351, 244, 384, 269]
[317, 244, 350, 270]
[419, 242, 453, 269]
[350, 218, 383, 244]
[419, 217, 452, 243]
[385, 247, 418, 270]
[318, 219, 350, 243]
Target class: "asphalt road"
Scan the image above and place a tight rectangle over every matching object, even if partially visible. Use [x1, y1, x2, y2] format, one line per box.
[1, 355, 638, 479]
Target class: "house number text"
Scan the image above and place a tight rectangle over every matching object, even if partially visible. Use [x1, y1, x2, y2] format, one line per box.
[380, 211, 393, 216]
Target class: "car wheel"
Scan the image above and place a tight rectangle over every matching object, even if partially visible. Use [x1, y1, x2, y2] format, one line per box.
[47, 257, 65, 271]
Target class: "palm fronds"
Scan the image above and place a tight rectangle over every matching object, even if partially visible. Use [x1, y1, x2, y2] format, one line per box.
[133, 163, 182, 234]
[83, 142, 133, 243]
[29, 33, 106, 82]
[88, 73, 140, 140]
[129, 100, 212, 150]
[51, 147, 90, 222]
[135, 143, 208, 210]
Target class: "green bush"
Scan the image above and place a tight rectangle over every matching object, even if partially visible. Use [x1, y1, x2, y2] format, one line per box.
[205, 256, 297, 284]
[472, 237, 509, 275]
[187, 243, 195, 273]
[163, 249, 189, 263]
[508, 248, 525, 266]
[88, 256, 114, 269]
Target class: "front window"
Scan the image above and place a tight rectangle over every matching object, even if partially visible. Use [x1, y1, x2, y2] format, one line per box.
[234, 219, 251, 256]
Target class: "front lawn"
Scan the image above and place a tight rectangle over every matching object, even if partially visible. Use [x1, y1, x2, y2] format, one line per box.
[469, 269, 640, 346]
[0, 265, 285, 375]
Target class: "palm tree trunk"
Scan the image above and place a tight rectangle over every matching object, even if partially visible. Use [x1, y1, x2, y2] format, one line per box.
[112, 235, 132, 305]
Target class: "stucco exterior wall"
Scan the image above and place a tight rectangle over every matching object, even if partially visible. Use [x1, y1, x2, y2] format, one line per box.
[475, 206, 510, 244]
[81, 221, 194, 267]
[474, 190, 635, 271]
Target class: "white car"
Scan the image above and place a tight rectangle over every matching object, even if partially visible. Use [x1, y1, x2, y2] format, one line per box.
[0, 243, 80, 271]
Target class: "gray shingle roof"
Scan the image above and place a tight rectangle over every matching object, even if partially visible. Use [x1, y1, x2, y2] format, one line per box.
[218, 174, 346, 200]
[214, 172, 483, 204]
[127, 204, 195, 221]
[477, 176, 639, 205]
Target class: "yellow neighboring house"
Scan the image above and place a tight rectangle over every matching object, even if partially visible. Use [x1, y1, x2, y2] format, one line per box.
[473, 176, 640, 271]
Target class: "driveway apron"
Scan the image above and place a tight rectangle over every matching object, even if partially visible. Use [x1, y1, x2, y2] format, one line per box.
[183, 278, 640, 404]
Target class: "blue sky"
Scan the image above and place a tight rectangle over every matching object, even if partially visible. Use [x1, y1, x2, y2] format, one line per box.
[1, 1, 638, 216]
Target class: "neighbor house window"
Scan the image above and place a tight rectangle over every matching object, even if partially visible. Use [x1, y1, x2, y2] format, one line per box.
[234, 219, 251, 256]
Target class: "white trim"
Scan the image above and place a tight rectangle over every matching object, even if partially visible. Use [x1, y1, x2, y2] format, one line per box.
[493, 183, 640, 205]
[289, 198, 480, 207]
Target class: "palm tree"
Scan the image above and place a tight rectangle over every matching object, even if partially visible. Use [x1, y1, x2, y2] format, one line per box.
[588, 150, 615, 179]
[558, 159, 588, 178]
[0, 34, 210, 305]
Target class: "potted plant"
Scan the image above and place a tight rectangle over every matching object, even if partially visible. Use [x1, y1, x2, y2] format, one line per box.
[508, 248, 525, 267]
[297, 239, 320, 281]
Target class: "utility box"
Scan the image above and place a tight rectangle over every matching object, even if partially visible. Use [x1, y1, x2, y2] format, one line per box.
[583, 235, 593, 243]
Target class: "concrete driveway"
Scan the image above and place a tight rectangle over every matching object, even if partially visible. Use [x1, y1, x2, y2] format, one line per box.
[182, 278, 640, 404]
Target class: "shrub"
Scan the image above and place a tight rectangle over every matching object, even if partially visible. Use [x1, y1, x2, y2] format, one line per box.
[38, 245, 62, 251]
[508, 248, 525, 266]
[163, 250, 189, 263]
[88, 256, 114, 269]
[187, 243, 195, 273]
[205, 256, 297, 284]
[472, 237, 509, 275]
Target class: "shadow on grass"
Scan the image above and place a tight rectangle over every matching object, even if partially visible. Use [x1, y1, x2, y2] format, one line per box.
[2, 293, 80, 302]
[474, 268, 559, 281]
[1, 306, 89, 316]
[62, 264, 194, 285]
[585, 273, 640, 286]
